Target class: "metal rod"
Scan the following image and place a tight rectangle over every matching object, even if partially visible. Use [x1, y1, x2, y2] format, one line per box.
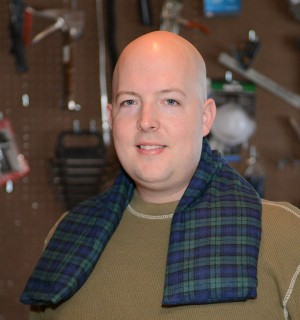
[96, 0, 110, 145]
[218, 52, 300, 109]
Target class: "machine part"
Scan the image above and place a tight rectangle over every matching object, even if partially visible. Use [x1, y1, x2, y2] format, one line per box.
[0, 135, 12, 173]
[243, 145, 265, 197]
[204, 0, 241, 17]
[28, 7, 84, 110]
[31, 17, 65, 44]
[177, 17, 210, 34]
[277, 157, 300, 169]
[27, 8, 84, 44]
[89, 119, 97, 133]
[0, 118, 30, 187]
[218, 52, 300, 109]
[22, 93, 30, 107]
[233, 30, 261, 70]
[276, 117, 300, 170]
[63, 31, 81, 111]
[160, 0, 209, 34]
[160, 0, 183, 34]
[211, 102, 256, 146]
[289, 0, 300, 21]
[139, 0, 152, 25]
[48, 127, 118, 209]
[289, 116, 300, 143]
[96, 0, 111, 145]
[55, 130, 105, 161]
[9, 0, 28, 72]
[5, 180, 14, 193]
[72, 119, 81, 133]
[106, 0, 118, 68]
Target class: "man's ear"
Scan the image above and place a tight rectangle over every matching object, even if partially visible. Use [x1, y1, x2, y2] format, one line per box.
[107, 104, 113, 129]
[202, 98, 216, 137]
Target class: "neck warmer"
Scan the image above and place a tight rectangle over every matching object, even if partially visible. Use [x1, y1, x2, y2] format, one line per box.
[20, 138, 261, 306]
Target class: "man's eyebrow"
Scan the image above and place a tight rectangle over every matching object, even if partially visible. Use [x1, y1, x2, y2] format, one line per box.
[115, 91, 140, 100]
[159, 88, 186, 97]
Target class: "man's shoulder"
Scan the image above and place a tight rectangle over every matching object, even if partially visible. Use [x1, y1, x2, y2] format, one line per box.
[261, 199, 300, 221]
[44, 190, 114, 247]
[261, 199, 300, 246]
[259, 200, 300, 319]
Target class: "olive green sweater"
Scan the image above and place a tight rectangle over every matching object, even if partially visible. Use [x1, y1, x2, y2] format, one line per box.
[29, 195, 300, 320]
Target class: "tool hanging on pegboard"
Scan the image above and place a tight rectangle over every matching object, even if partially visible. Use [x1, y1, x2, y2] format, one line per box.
[203, 0, 241, 17]
[218, 30, 300, 109]
[0, 114, 30, 192]
[289, 0, 300, 21]
[288, 0, 300, 49]
[232, 30, 261, 70]
[243, 145, 265, 198]
[25, 6, 84, 111]
[160, 0, 209, 35]
[96, 0, 111, 146]
[8, 0, 32, 73]
[139, 0, 153, 26]
[208, 71, 257, 163]
[47, 121, 119, 210]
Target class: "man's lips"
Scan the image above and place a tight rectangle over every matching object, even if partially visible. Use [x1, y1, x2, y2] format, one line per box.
[137, 145, 166, 150]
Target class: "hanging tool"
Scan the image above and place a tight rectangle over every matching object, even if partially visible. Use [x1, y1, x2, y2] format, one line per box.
[219, 30, 300, 109]
[139, 0, 153, 26]
[277, 117, 300, 169]
[289, 116, 300, 143]
[288, 0, 300, 21]
[27, 7, 84, 111]
[203, 0, 241, 17]
[160, 0, 182, 34]
[106, 0, 118, 68]
[218, 30, 300, 111]
[96, 0, 111, 145]
[48, 120, 119, 209]
[0, 116, 30, 188]
[218, 52, 300, 109]
[51, 125, 105, 209]
[27, 8, 84, 45]
[288, 0, 300, 50]
[233, 30, 261, 70]
[8, 0, 29, 73]
[243, 145, 265, 198]
[160, 0, 209, 35]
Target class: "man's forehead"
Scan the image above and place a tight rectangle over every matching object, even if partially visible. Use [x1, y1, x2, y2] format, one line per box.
[112, 33, 206, 99]
[115, 88, 187, 99]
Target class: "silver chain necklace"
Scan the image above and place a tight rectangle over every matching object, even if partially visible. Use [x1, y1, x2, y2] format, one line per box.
[126, 204, 174, 220]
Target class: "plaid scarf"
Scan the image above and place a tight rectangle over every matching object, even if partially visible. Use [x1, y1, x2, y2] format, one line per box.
[20, 138, 261, 306]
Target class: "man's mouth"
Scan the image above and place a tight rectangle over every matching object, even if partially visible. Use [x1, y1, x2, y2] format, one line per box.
[137, 145, 166, 150]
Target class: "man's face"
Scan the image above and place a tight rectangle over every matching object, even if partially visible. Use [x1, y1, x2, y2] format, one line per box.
[108, 38, 214, 202]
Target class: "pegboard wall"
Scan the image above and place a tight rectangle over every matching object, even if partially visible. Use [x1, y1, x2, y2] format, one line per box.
[1, 0, 300, 319]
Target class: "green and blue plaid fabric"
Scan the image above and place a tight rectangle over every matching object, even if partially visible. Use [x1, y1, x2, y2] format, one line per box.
[20, 169, 135, 305]
[20, 138, 261, 306]
[163, 140, 261, 305]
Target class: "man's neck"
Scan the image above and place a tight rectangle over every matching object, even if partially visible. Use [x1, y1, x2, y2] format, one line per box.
[135, 186, 187, 204]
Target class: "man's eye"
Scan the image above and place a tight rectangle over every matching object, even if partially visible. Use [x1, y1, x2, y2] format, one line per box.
[121, 100, 135, 106]
[165, 99, 178, 106]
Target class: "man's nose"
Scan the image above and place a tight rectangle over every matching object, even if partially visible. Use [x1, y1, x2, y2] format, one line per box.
[136, 103, 159, 132]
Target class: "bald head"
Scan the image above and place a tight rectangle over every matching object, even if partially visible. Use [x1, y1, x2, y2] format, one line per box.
[107, 31, 216, 202]
[112, 31, 207, 104]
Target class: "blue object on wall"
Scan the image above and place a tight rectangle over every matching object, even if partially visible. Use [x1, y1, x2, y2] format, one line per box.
[204, 0, 241, 17]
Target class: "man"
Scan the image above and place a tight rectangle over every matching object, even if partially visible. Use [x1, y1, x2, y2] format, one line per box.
[21, 31, 300, 319]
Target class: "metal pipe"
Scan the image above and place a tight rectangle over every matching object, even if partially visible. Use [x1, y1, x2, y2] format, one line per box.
[96, 0, 110, 145]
